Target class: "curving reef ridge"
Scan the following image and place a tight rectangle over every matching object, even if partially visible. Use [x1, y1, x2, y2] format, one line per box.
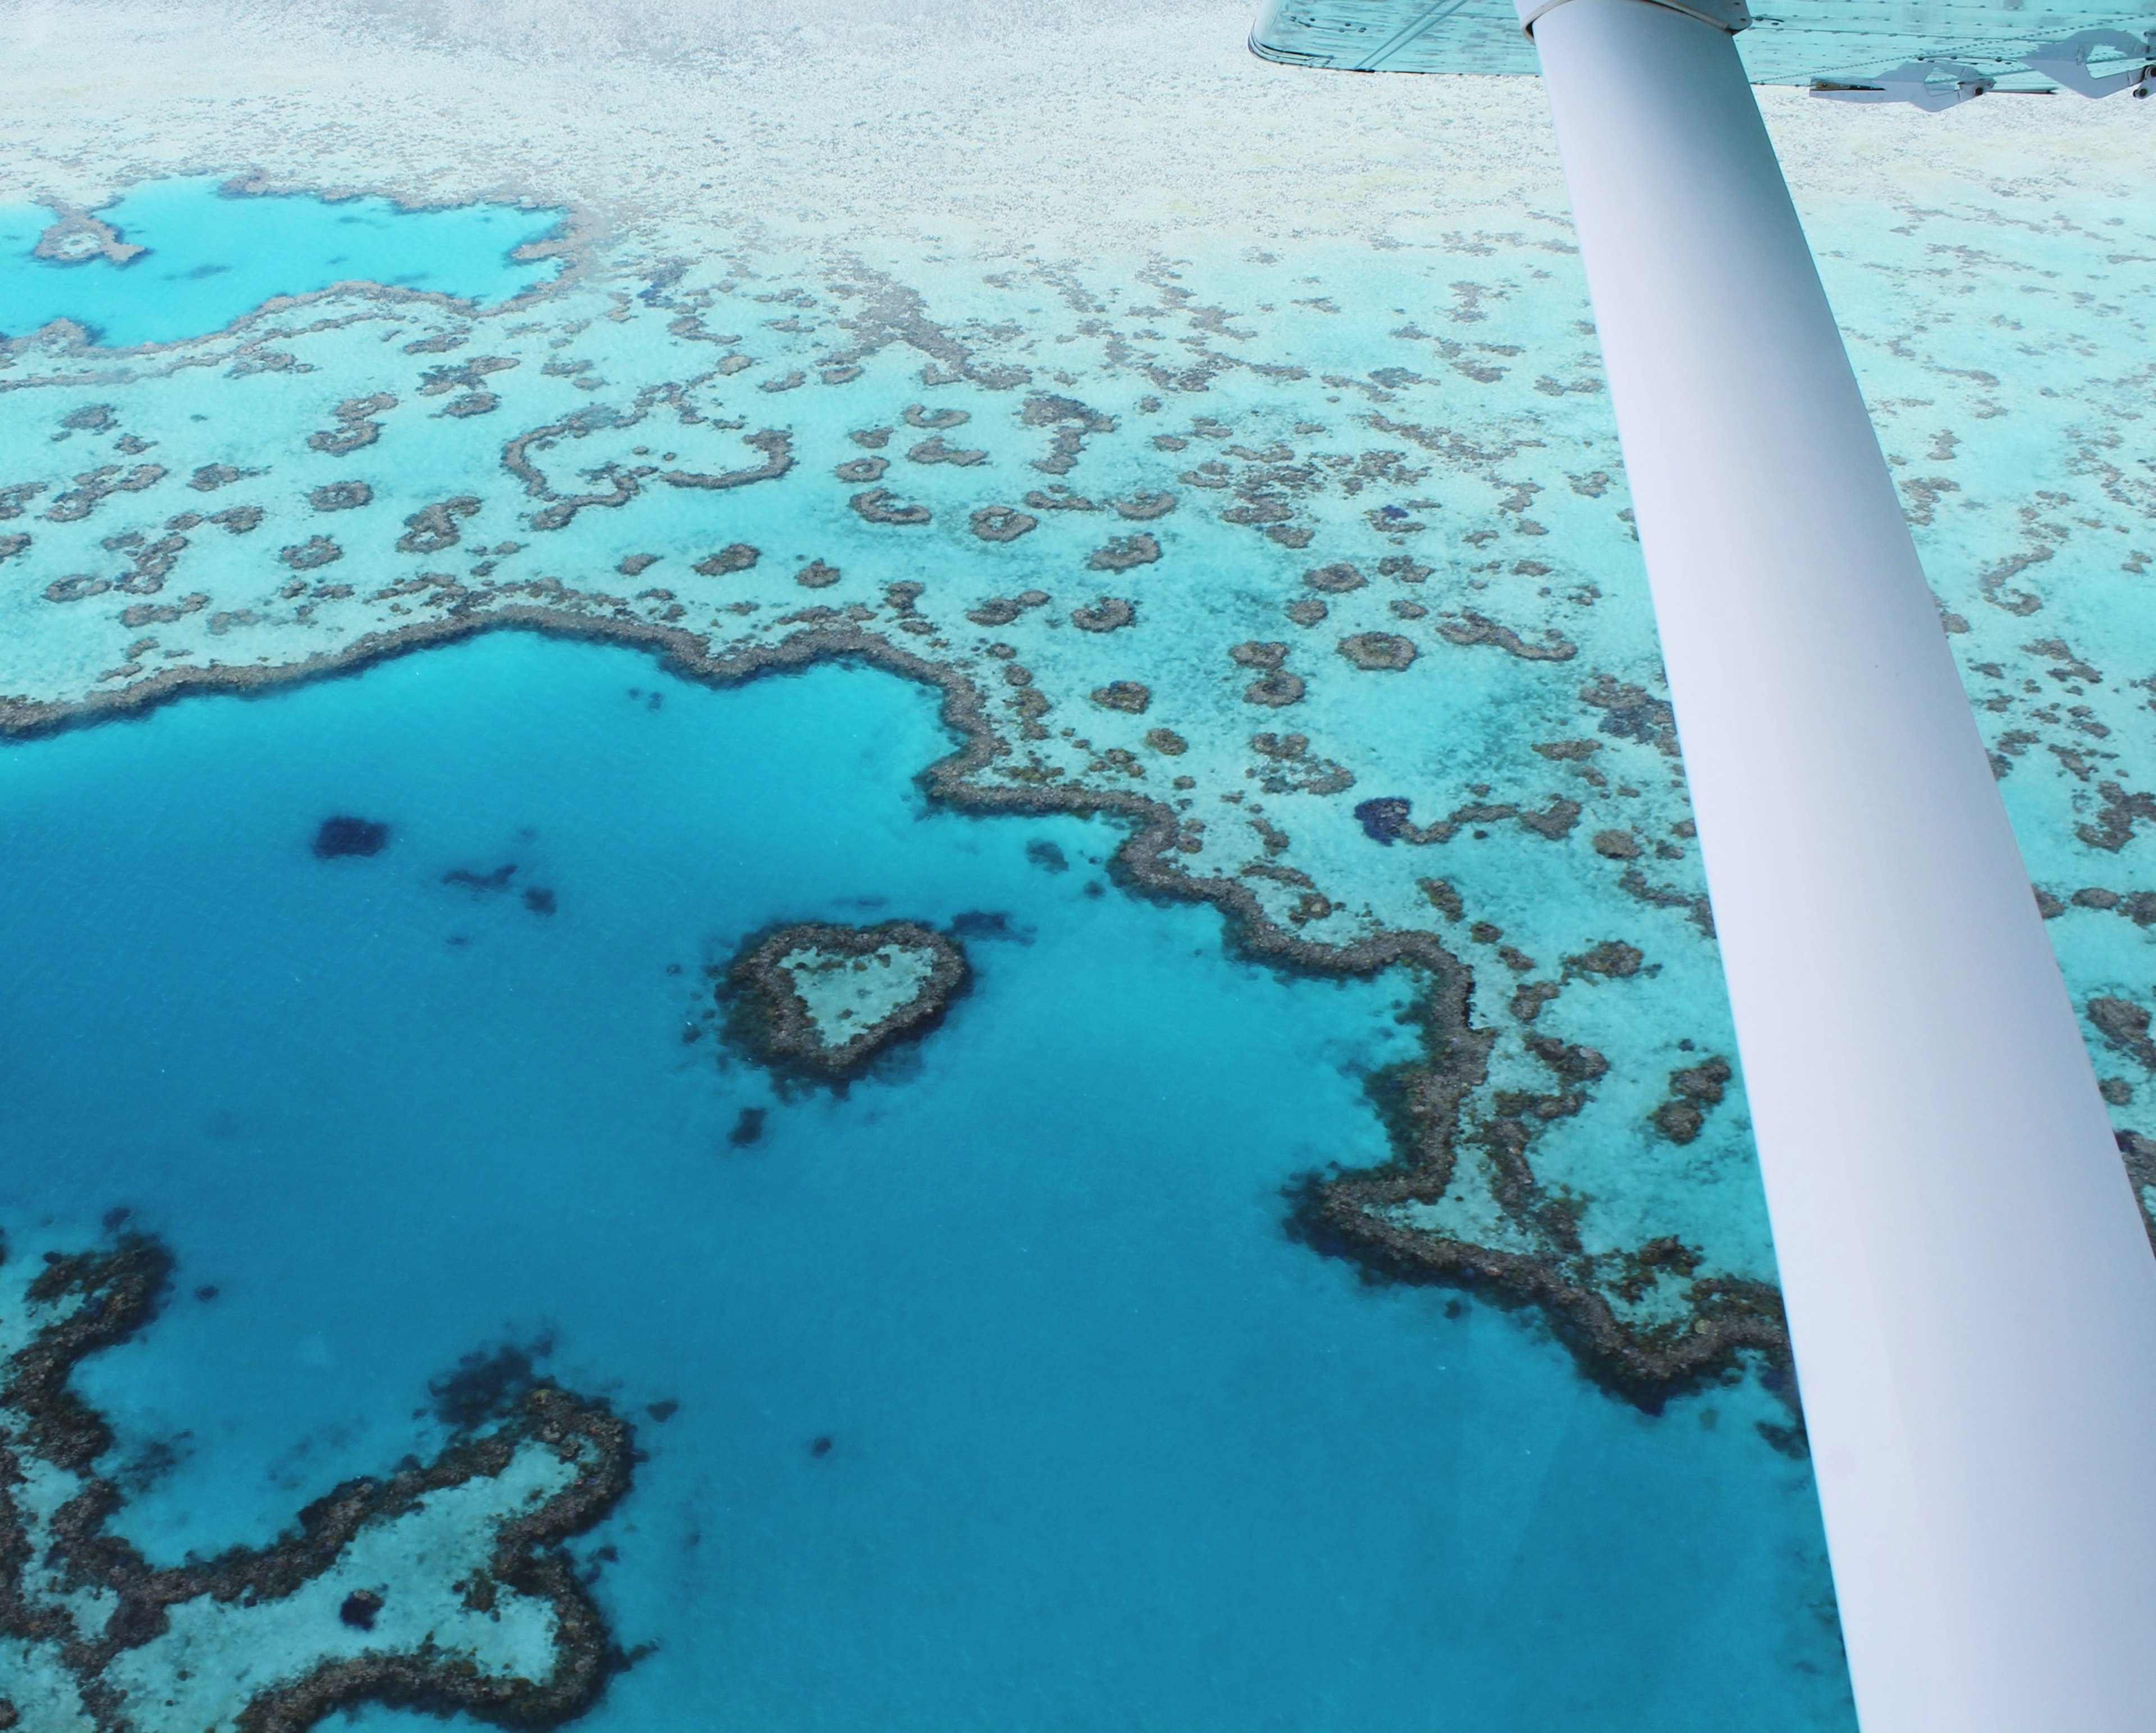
[0, 1232, 634, 1733]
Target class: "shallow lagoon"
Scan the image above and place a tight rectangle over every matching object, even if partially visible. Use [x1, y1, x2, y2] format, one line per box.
[0, 176, 560, 346]
[0, 632, 1852, 1731]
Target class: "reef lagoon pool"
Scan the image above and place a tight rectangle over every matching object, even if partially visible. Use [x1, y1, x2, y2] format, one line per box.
[0, 631, 1851, 1732]
[0, 176, 563, 347]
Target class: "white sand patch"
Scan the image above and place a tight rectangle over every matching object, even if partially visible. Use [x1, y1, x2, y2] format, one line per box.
[0, 0, 2145, 267]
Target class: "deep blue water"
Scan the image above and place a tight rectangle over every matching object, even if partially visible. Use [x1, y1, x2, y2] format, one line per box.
[0, 633, 1852, 1729]
[0, 176, 560, 346]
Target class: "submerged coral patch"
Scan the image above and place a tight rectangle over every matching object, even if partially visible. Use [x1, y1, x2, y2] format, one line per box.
[1087, 533, 1160, 571]
[312, 815, 391, 858]
[1070, 597, 1134, 633]
[969, 506, 1038, 543]
[1337, 632, 1417, 671]
[721, 919, 970, 1085]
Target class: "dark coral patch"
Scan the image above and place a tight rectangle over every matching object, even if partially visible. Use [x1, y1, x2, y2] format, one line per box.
[850, 488, 931, 526]
[1338, 632, 1418, 671]
[1243, 670, 1304, 708]
[428, 1338, 554, 1430]
[1087, 533, 1159, 572]
[1070, 597, 1135, 633]
[396, 497, 479, 556]
[693, 544, 760, 576]
[970, 506, 1038, 543]
[1091, 681, 1150, 714]
[313, 816, 391, 859]
[281, 536, 344, 571]
[720, 920, 970, 1087]
[1354, 797, 1414, 844]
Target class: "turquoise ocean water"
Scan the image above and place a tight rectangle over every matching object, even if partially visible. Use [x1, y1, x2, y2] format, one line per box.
[0, 632, 1850, 1729]
[7, 0, 2156, 1692]
[42, 144, 2149, 1723]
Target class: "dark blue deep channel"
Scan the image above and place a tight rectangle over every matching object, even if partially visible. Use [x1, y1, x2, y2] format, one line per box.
[0, 633, 1853, 1730]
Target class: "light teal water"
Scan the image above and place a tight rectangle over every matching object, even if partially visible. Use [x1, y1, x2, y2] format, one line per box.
[0, 175, 561, 346]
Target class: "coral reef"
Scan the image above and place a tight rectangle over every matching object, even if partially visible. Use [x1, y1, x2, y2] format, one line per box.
[0, 1233, 634, 1733]
[7, 177, 2153, 1424]
[31, 211, 145, 267]
[720, 917, 970, 1086]
[1283, 1010, 1794, 1423]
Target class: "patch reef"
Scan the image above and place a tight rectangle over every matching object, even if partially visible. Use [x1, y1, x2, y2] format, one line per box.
[0, 1233, 633, 1733]
[722, 918, 971, 1084]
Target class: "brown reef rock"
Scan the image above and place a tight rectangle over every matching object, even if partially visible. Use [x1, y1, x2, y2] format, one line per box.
[0, 1234, 634, 1733]
[721, 919, 971, 1086]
